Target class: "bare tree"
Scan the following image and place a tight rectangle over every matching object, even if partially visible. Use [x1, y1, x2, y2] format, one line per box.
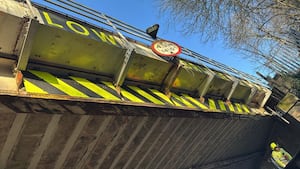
[158, 0, 300, 74]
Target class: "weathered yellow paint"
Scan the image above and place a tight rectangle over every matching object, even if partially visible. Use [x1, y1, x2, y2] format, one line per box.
[181, 94, 207, 109]
[235, 103, 244, 114]
[148, 89, 175, 105]
[227, 103, 235, 112]
[91, 29, 118, 46]
[170, 93, 194, 108]
[128, 86, 164, 105]
[29, 70, 88, 98]
[241, 104, 250, 113]
[218, 100, 227, 111]
[66, 21, 90, 36]
[23, 79, 48, 94]
[42, 12, 64, 29]
[120, 88, 145, 103]
[22, 69, 258, 116]
[70, 76, 120, 101]
[208, 99, 217, 110]
[101, 81, 116, 91]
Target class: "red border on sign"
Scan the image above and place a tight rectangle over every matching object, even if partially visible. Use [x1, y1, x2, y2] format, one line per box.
[151, 40, 182, 57]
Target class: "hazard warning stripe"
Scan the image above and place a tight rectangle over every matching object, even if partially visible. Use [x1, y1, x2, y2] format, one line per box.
[168, 96, 186, 107]
[121, 86, 152, 103]
[70, 76, 120, 101]
[22, 70, 254, 115]
[23, 79, 48, 94]
[101, 81, 116, 90]
[23, 71, 67, 95]
[62, 76, 101, 98]
[181, 94, 208, 110]
[98, 82, 121, 99]
[147, 89, 174, 105]
[120, 87, 145, 103]
[241, 104, 250, 113]
[208, 99, 217, 110]
[127, 86, 165, 105]
[100, 81, 123, 98]
[29, 70, 88, 98]
[24, 71, 121, 100]
[218, 100, 227, 111]
[227, 103, 236, 112]
[234, 103, 244, 114]
[170, 98, 185, 107]
[171, 93, 194, 108]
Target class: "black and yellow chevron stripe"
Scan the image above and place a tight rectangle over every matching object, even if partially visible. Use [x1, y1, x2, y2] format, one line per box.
[23, 70, 121, 100]
[23, 70, 251, 114]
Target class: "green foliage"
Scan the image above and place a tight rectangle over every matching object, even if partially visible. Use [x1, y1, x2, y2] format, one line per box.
[283, 71, 300, 97]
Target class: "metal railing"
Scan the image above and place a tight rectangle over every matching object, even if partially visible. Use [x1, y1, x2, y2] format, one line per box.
[32, 0, 270, 86]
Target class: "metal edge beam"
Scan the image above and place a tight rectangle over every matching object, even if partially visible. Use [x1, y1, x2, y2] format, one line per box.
[114, 47, 134, 87]
[0, 94, 267, 119]
[226, 79, 240, 102]
[16, 19, 38, 71]
[198, 70, 215, 101]
[246, 87, 258, 105]
[35, 0, 267, 87]
[161, 58, 182, 94]
[260, 88, 272, 108]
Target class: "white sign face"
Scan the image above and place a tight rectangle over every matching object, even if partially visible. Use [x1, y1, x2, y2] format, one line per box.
[151, 40, 182, 57]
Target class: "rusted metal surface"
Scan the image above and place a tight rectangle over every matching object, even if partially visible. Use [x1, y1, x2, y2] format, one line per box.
[0, 94, 274, 169]
[0, 94, 248, 117]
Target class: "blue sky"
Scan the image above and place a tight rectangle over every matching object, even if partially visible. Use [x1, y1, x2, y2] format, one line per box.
[33, 0, 261, 77]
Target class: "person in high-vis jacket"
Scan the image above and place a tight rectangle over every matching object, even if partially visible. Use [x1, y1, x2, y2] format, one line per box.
[270, 142, 293, 168]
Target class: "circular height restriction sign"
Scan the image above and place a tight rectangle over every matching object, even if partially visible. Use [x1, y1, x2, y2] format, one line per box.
[151, 40, 182, 57]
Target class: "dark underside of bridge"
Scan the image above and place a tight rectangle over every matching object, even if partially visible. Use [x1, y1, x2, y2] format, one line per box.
[0, 93, 276, 169]
[0, 1, 299, 168]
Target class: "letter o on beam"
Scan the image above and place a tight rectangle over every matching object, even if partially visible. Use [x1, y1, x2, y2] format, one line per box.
[66, 21, 89, 36]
